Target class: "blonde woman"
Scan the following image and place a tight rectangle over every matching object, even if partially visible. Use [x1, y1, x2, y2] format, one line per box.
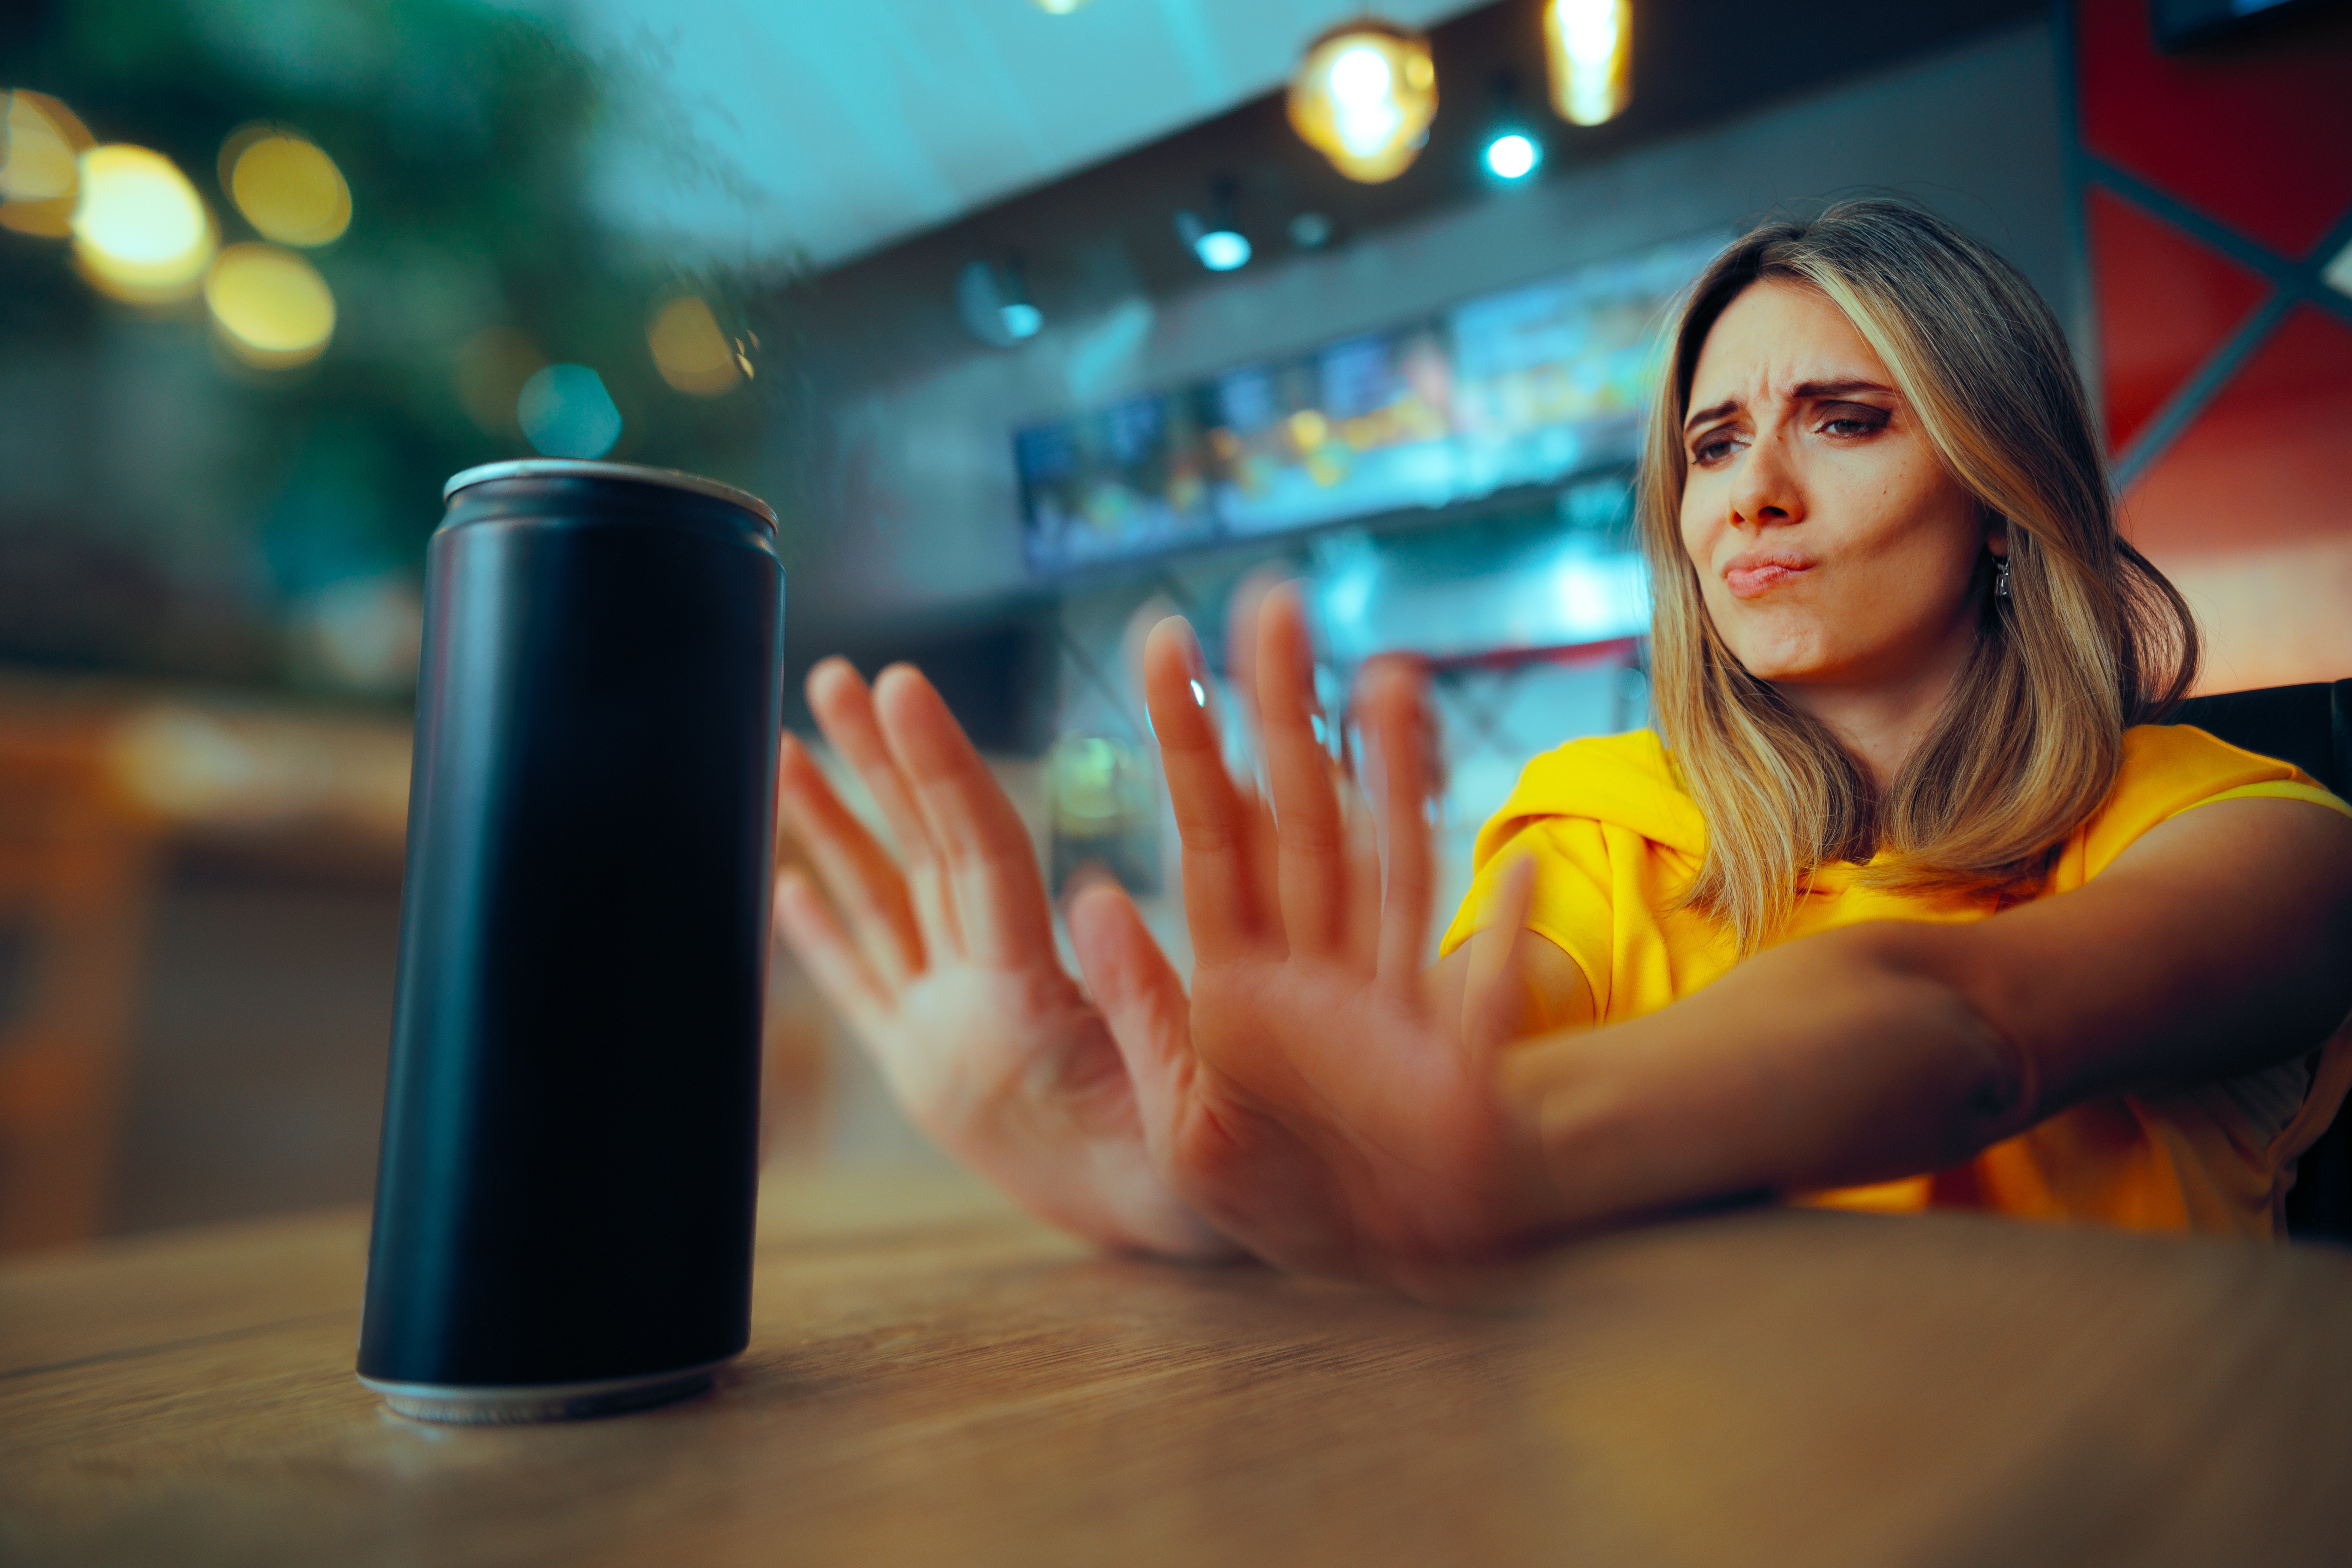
[774, 202, 2352, 1281]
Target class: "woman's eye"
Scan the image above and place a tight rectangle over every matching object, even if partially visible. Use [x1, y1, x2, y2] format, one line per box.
[1693, 436, 1736, 463]
[1819, 405, 1889, 438]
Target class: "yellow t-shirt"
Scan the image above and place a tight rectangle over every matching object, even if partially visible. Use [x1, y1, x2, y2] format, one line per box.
[1438, 723, 2352, 1238]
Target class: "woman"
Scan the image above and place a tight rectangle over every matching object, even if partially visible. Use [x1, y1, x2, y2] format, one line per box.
[773, 202, 2352, 1283]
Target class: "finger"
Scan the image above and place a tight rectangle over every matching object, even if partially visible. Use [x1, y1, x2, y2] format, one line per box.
[1143, 615, 1270, 963]
[776, 732, 922, 986]
[870, 663, 1059, 971]
[1463, 856, 1539, 1063]
[1254, 582, 1350, 960]
[806, 656, 964, 959]
[1218, 758, 1281, 943]
[1192, 623, 1280, 923]
[1066, 876, 1197, 1148]
[1222, 565, 1284, 775]
[1358, 656, 1440, 996]
[1338, 762, 1384, 977]
[773, 870, 889, 1040]
[1213, 573, 1286, 911]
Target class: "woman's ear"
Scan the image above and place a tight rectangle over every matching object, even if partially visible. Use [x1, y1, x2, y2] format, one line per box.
[1984, 510, 2011, 559]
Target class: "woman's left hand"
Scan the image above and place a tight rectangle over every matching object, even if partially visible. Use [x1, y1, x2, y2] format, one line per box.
[1070, 585, 1557, 1283]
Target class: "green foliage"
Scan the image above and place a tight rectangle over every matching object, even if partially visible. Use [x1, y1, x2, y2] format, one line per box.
[0, 0, 801, 695]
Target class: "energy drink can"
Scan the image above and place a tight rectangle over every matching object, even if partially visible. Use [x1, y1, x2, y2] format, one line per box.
[358, 460, 785, 1423]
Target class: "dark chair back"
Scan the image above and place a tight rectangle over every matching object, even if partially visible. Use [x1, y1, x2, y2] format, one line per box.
[2163, 679, 2352, 1244]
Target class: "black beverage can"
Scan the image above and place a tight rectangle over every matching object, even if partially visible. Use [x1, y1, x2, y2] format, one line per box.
[358, 460, 785, 1423]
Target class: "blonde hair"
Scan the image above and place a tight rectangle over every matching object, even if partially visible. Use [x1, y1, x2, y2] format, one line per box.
[1638, 200, 2198, 952]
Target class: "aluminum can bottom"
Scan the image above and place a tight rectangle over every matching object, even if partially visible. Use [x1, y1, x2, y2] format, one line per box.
[360, 1357, 732, 1424]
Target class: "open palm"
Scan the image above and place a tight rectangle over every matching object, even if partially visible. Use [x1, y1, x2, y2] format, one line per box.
[1073, 588, 1556, 1282]
[772, 658, 1229, 1259]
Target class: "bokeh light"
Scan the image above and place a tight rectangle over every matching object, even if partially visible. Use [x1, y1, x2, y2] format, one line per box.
[1485, 132, 1541, 181]
[69, 144, 217, 303]
[1195, 229, 1251, 272]
[646, 294, 742, 396]
[1287, 23, 1437, 184]
[220, 126, 351, 247]
[290, 576, 424, 693]
[203, 242, 336, 368]
[1545, 0, 1633, 127]
[518, 363, 623, 458]
[0, 90, 93, 237]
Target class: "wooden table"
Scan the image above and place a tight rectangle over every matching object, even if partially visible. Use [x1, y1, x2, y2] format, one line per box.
[4, 1167, 2348, 1567]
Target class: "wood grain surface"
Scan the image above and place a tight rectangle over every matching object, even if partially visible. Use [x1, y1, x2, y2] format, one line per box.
[4, 1166, 2349, 1568]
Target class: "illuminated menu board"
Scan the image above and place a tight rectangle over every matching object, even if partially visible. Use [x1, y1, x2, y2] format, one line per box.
[1017, 230, 1725, 575]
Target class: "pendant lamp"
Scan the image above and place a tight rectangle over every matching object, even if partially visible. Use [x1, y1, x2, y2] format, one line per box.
[1544, 0, 1632, 127]
[1287, 19, 1437, 184]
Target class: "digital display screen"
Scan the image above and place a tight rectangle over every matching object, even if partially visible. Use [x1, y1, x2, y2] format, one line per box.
[1016, 230, 1725, 575]
[1210, 325, 1457, 538]
[1016, 389, 1219, 571]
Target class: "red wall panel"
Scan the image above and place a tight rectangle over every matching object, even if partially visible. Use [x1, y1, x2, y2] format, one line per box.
[2077, 0, 2352, 257]
[2073, 0, 2352, 690]
[2085, 186, 2269, 455]
[2125, 306, 2352, 560]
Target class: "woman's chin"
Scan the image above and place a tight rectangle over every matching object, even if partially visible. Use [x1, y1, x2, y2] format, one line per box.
[1722, 635, 1834, 686]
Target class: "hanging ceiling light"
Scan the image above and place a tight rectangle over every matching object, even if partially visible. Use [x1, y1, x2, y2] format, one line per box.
[1287, 20, 1437, 185]
[955, 258, 1043, 347]
[1484, 131, 1540, 181]
[1544, 0, 1632, 127]
[1480, 72, 1543, 184]
[1176, 179, 1251, 273]
[1175, 211, 1250, 272]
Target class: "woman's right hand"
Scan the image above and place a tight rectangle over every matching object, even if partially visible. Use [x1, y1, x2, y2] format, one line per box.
[771, 656, 1236, 1260]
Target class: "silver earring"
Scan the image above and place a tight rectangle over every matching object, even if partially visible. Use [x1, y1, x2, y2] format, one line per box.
[1994, 557, 2012, 600]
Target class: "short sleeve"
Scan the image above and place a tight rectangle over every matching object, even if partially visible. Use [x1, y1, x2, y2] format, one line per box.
[1438, 815, 1619, 1017]
[2168, 778, 2352, 825]
[2074, 725, 2352, 881]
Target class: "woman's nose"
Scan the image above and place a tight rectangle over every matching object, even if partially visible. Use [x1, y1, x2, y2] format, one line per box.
[1728, 431, 1804, 530]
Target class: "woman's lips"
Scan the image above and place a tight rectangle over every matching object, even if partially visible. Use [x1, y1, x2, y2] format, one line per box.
[1723, 553, 1813, 599]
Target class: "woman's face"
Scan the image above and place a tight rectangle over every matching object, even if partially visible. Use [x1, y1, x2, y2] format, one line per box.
[1678, 279, 1997, 693]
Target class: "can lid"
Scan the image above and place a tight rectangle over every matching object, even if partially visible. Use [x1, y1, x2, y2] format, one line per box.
[442, 460, 777, 529]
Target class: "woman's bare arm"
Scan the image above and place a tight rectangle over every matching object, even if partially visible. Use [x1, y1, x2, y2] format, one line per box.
[1504, 795, 2352, 1224]
[1425, 930, 1593, 1049]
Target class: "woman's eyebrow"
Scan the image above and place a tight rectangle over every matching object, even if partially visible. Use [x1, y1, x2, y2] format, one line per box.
[1791, 378, 1895, 400]
[1683, 379, 1896, 437]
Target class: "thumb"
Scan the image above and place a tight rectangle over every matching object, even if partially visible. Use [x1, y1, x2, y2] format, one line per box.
[1065, 876, 1196, 1148]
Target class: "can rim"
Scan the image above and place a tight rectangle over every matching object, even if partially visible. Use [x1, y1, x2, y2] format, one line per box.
[361, 1357, 732, 1424]
[443, 459, 777, 529]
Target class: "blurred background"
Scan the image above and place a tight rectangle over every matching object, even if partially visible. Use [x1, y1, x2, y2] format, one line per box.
[1, 0, 2346, 1253]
